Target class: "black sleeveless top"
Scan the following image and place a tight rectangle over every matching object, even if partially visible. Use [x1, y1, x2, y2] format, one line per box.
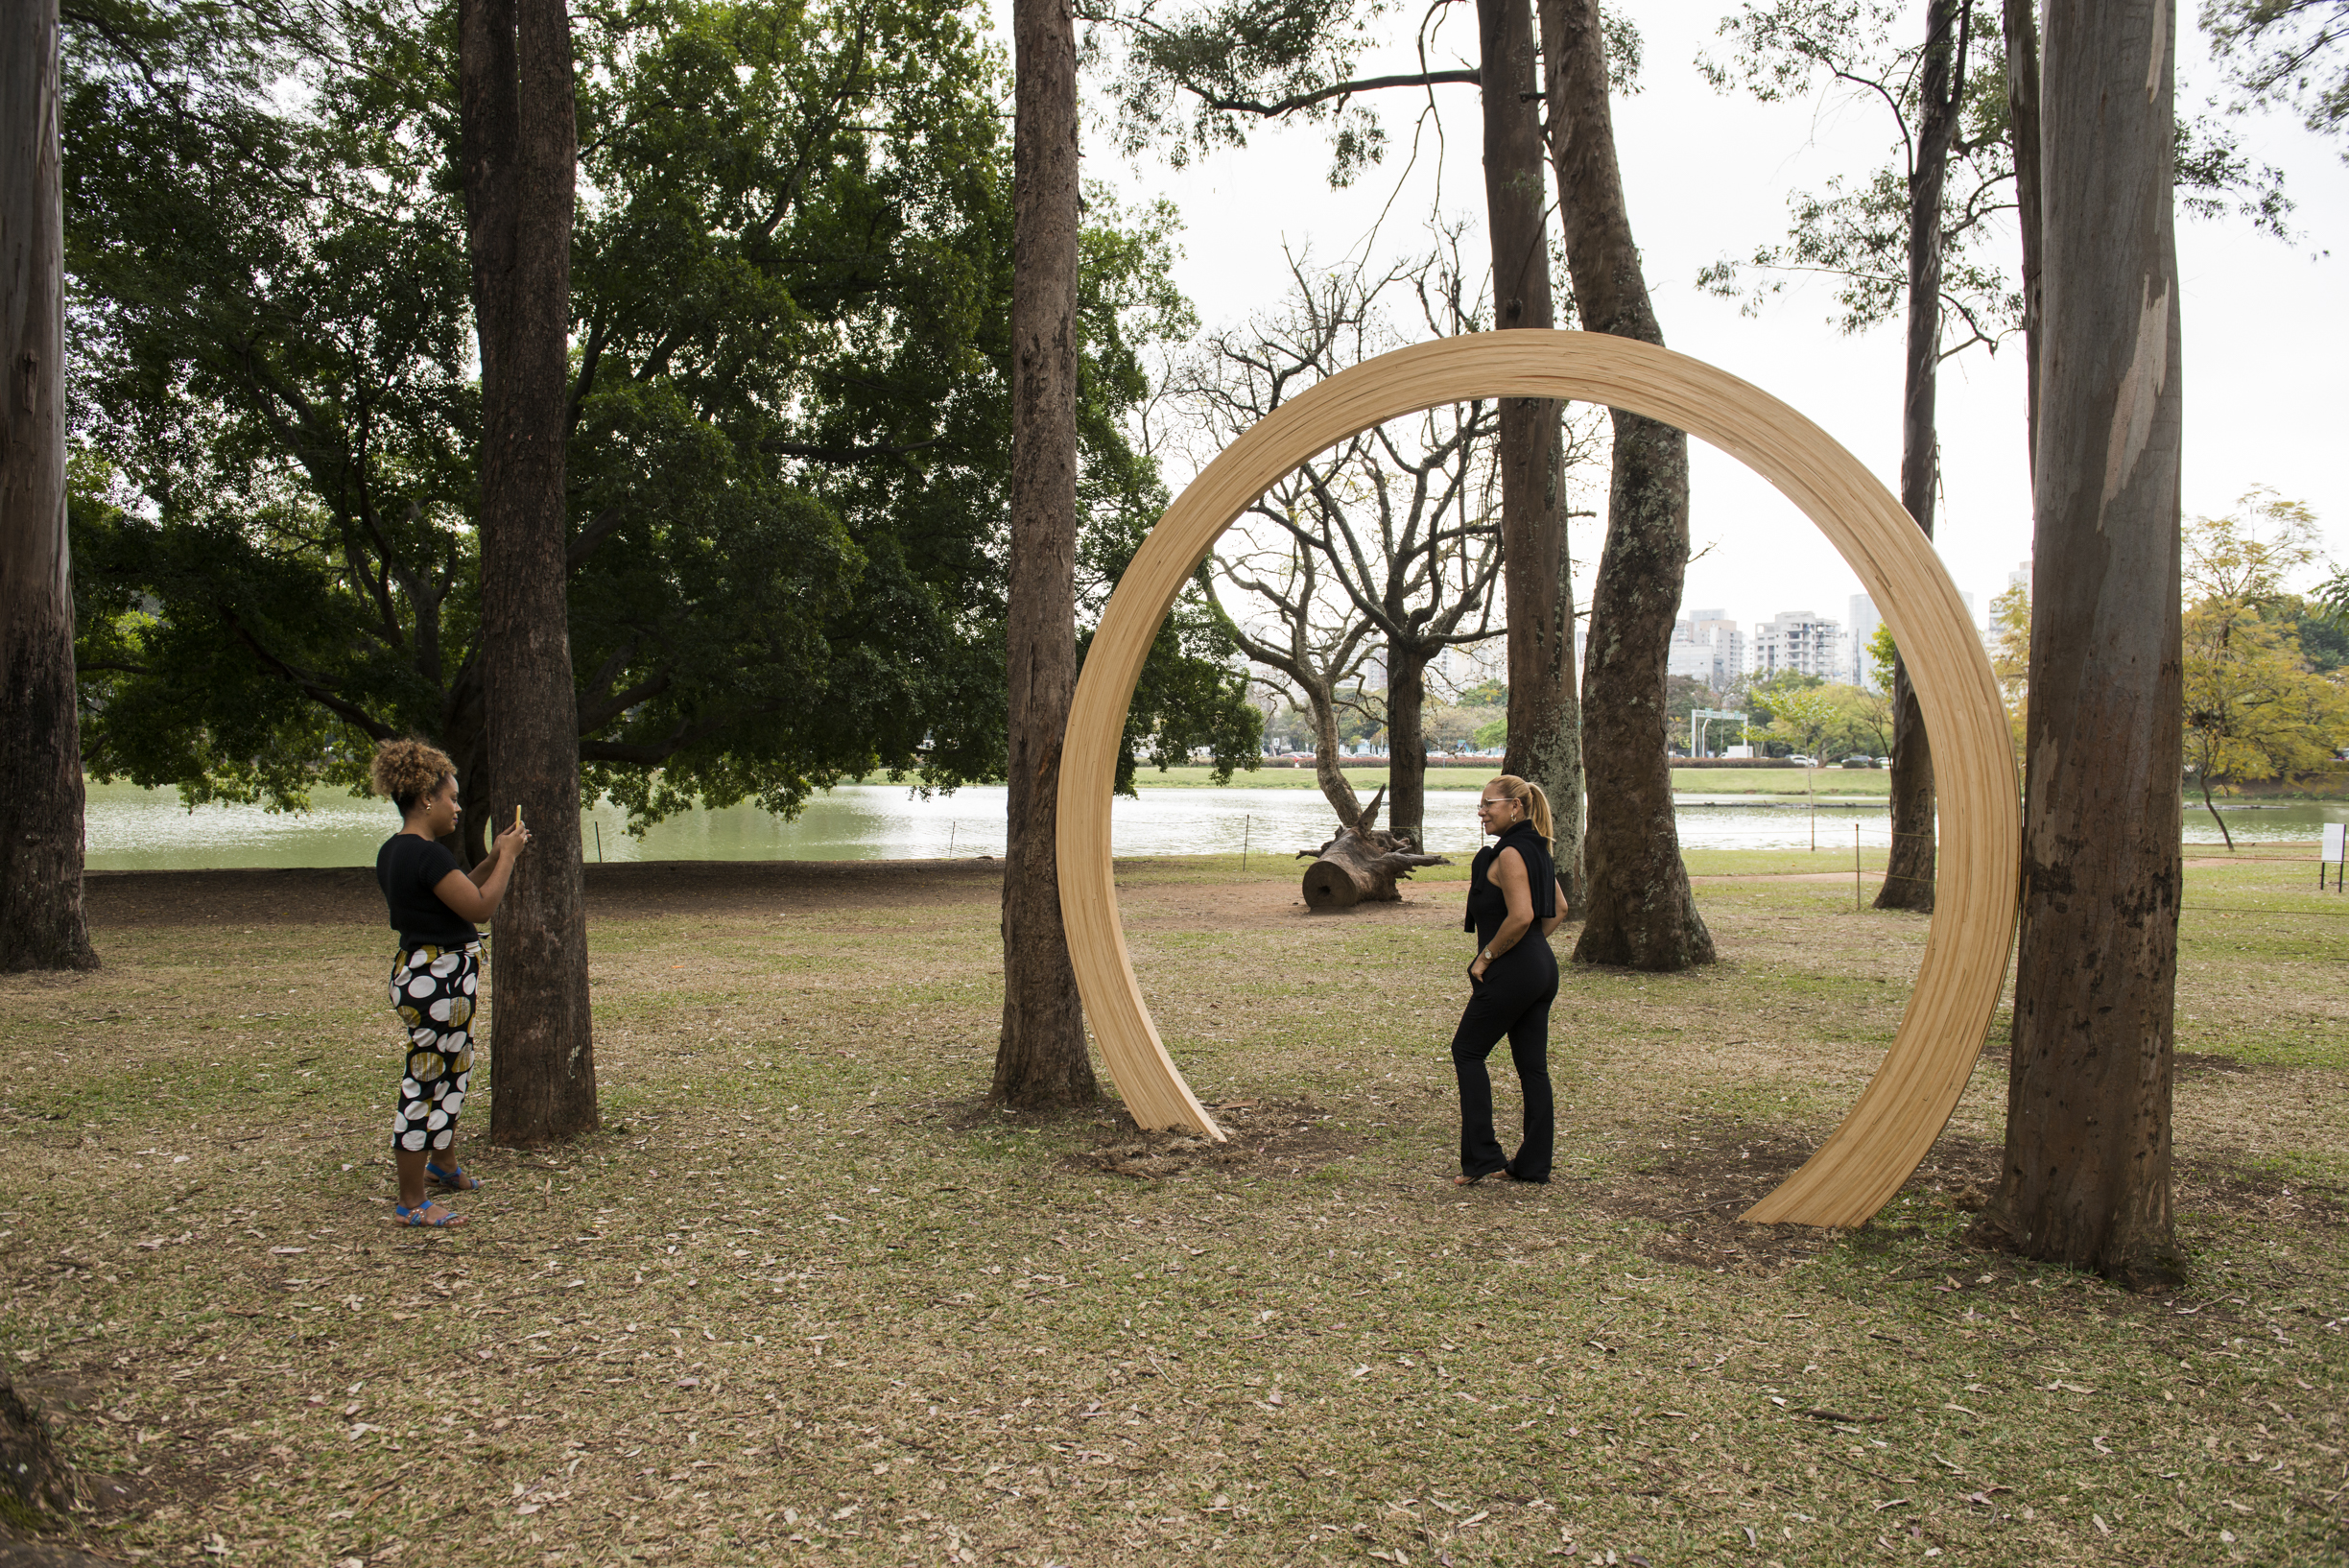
[1462, 822, 1558, 947]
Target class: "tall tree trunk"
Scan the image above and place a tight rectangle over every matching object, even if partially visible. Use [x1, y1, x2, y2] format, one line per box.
[993, 0, 1096, 1110]
[1385, 649, 1430, 848]
[0, 2, 96, 975]
[1540, 0, 1712, 971]
[2003, 0, 2044, 469]
[460, 0, 597, 1144]
[1878, 0, 1971, 915]
[1973, 0, 2183, 1286]
[1483, 0, 1585, 913]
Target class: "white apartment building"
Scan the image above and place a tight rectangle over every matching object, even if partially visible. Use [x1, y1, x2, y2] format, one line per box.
[1668, 608, 1745, 690]
[1848, 590, 1981, 688]
[1847, 594, 1883, 690]
[1752, 609, 1844, 682]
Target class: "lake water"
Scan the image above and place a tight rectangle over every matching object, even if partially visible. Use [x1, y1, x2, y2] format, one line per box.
[81, 778, 2347, 870]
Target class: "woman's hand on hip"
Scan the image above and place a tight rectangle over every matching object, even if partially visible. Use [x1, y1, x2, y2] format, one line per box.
[1468, 956, 1489, 986]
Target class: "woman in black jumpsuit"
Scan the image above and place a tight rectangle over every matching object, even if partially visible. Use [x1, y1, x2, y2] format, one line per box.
[1451, 775, 1565, 1185]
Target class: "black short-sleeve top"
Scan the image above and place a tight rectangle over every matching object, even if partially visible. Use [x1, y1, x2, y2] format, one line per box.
[376, 833, 479, 950]
[1462, 822, 1558, 947]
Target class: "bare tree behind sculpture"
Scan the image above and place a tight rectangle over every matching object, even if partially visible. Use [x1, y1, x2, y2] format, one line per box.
[1080, 0, 1642, 896]
[1207, 526, 1385, 829]
[1186, 247, 1526, 850]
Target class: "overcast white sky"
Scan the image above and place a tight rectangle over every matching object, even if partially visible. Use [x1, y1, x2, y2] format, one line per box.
[988, 2, 2347, 636]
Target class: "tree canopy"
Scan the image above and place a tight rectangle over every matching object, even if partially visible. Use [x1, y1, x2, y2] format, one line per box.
[2180, 490, 2349, 843]
[66, 0, 1254, 843]
[2205, 0, 2349, 159]
[1698, 0, 2294, 348]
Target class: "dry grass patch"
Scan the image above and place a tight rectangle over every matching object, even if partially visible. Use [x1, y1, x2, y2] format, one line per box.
[0, 854, 2341, 1566]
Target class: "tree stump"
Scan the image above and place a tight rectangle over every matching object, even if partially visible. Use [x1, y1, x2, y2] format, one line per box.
[1296, 787, 1449, 910]
[0, 1372, 74, 1527]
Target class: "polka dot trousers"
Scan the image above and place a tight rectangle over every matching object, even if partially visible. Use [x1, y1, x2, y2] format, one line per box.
[388, 943, 478, 1153]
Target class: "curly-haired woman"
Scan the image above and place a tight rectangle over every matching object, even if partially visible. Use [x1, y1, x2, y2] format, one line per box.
[369, 739, 530, 1227]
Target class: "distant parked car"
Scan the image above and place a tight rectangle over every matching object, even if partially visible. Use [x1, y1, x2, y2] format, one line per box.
[1787, 754, 1817, 768]
[1839, 754, 1879, 769]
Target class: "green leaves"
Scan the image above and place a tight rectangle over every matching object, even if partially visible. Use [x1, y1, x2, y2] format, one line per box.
[2204, 0, 2349, 158]
[1698, 2, 2293, 344]
[66, 0, 1235, 830]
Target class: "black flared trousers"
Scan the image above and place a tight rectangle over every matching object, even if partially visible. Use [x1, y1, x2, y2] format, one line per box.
[1450, 936, 1557, 1182]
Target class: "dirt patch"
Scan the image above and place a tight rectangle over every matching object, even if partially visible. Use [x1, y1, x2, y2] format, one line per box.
[80, 855, 1436, 934]
[1581, 1122, 1981, 1275]
[2175, 1157, 2349, 1229]
[2175, 1050, 2257, 1076]
[83, 856, 1018, 929]
[1581, 1116, 2348, 1282]
[1977, 1045, 2269, 1081]
[1066, 1100, 1362, 1180]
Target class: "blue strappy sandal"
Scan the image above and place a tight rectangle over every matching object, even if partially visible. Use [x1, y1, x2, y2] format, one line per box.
[393, 1198, 465, 1227]
[426, 1161, 484, 1193]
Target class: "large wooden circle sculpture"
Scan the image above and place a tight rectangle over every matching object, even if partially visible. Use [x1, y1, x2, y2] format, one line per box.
[1056, 332, 2019, 1229]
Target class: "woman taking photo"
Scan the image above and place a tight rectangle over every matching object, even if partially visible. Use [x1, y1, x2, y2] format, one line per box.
[1451, 774, 1567, 1186]
[370, 739, 531, 1227]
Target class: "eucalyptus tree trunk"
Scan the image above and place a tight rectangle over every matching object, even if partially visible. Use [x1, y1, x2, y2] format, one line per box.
[0, 0, 96, 973]
[1540, 0, 1711, 970]
[460, 0, 597, 1143]
[993, 0, 1096, 1110]
[1481, 0, 1584, 912]
[1877, 0, 1971, 915]
[1973, 0, 2183, 1287]
[2003, 0, 2044, 463]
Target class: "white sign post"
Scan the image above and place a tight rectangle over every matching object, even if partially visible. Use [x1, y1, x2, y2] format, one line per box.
[2324, 820, 2346, 891]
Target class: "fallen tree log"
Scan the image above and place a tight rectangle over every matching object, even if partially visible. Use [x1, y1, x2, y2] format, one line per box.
[1296, 787, 1450, 910]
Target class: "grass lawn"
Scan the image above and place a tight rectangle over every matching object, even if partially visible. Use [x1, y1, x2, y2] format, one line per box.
[0, 848, 2341, 1565]
[1127, 766, 1894, 798]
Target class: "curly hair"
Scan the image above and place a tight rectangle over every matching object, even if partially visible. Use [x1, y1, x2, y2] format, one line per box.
[370, 738, 456, 814]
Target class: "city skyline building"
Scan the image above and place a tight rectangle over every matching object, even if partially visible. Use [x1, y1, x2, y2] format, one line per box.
[1669, 607, 1747, 690]
[1847, 593, 1882, 690]
[1751, 609, 1845, 682]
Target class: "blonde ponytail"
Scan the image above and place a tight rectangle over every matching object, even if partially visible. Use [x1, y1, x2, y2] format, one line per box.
[1488, 774, 1553, 843]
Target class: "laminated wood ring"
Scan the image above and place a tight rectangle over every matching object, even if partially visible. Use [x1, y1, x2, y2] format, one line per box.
[1055, 332, 2019, 1229]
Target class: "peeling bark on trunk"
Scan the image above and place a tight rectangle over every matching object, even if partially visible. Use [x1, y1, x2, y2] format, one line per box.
[0, 1, 96, 974]
[1540, 0, 1710, 970]
[1972, 0, 2183, 1288]
[992, 0, 1096, 1111]
[1298, 788, 1448, 909]
[460, 0, 597, 1144]
[1482, 0, 1585, 914]
[1878, 0, 1971, 916]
